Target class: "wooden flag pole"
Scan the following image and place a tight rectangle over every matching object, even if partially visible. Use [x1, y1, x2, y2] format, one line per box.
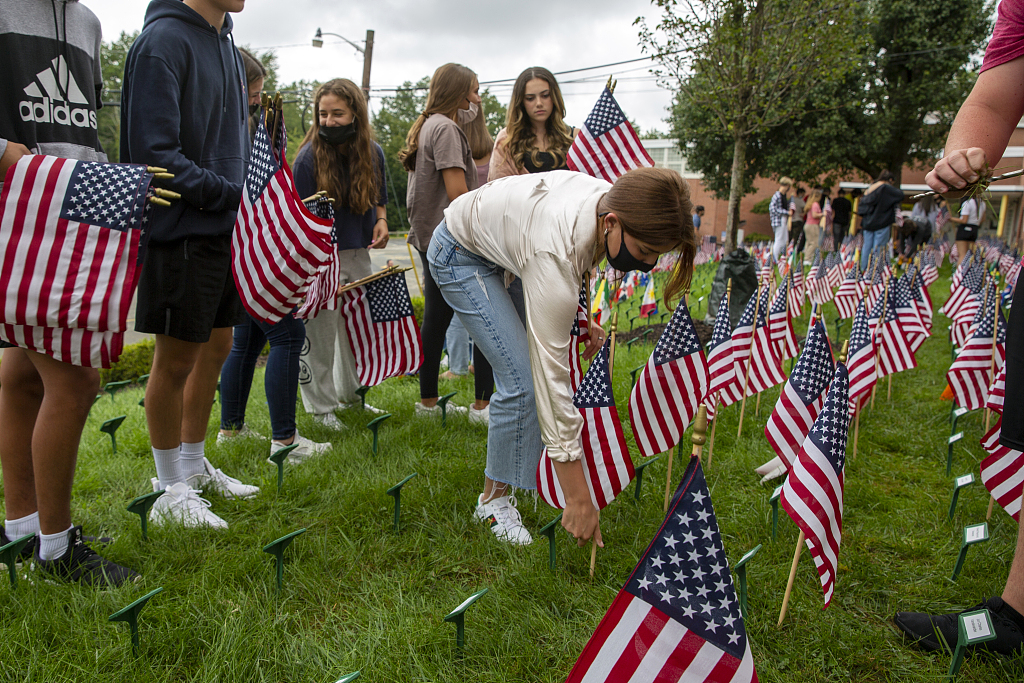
[852, 406, 861, 461]
[987, 495, 996, 520]
[705, 281, 731, 470]
[406, 243, 424, 297]
[337, 265, 413, 295]
[736, 281, 764, 439]
[870, 272, 891, 411]
[778, 530, 805, 627]
[590, 308, 619, 577]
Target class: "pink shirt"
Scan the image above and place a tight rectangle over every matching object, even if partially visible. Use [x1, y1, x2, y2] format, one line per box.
[983, 0, 1024, 72]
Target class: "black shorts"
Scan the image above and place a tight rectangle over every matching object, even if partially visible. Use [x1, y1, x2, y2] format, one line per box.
[135, 234, 246, 343]
[955, 223, 979, 242]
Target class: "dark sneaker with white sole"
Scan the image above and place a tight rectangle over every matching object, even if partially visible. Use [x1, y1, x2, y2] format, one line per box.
[894, 596, 1024, 655]
[36, 526, 139, 588]
[0, 524, 38, 563]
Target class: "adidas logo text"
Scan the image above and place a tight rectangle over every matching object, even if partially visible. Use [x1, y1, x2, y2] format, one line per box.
[18, 56, 97, 130]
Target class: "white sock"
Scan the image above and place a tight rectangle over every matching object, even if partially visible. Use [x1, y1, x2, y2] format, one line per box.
[37, 525, 73, 561]
[4, 511, 40, 540]
[153, 446, 183, 489]
[179, 441, 206, 479]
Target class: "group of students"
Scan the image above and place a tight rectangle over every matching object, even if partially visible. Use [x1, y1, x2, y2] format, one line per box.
[0, 0, 695, 588]
[768, 179, 854, 263]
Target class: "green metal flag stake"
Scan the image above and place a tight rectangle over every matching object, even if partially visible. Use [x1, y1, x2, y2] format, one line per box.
[366, 414, 393, 455]
[443, 588, 488, 650]
[100, 415, 127, 454]
[263, 528, 307, 593]
[104, 380, 132, 401]
[108, 587, 163, 657]
[136, 373, 150, 387]
[630, 365, 645, 387]
[626, 336, 643, 349]
[334, 673, 360, 683]
[947, 432, 964, 475]
[769, 485, 783, 542]
[948, 474, 975, 521]
[437, 392, 458, 426]
[538, 512, 563, 571]
[950, 405, 967, 431]
[733, 544, 762, 620]
[633, 455, 661, 501]
[267, 444, 299, 492]
[951, 523, 989, 581]
[138, 398, 145, 408]
[386, 473, 418, 532]
[949, 608, 997, 680]
[127, 490, 165, 540]
[355, 385, 371, 410]
[0, 534, 34, 589]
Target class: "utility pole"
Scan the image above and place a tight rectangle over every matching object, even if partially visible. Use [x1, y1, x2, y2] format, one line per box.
[361, 29, 374, 101]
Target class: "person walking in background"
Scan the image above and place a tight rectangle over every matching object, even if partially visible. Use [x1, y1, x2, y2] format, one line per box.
[768, 178, 792, 260]
[949, 194, 982, 259]
[856, 170, 903, 269]
[692, 205, 704, 233]
[789, 186, 807, 255]
[831, 187, 852, 252]
[121, 0, 258, 530]
[802, 187, 824, 264]
[903, 195, 938, 258]
[217, 54, 331, 464]
[400, 63, 491, 423]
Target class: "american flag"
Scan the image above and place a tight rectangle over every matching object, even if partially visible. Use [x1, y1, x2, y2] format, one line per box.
[694, 236, 716, 265]
[846, 300, 877, 414]
[765, 321, 835, 471]
[629, 301, 709, 457]
[947, 296, 1006, 411]
[571, 287, 590, 390]
[980, 419, 1024, 522]
[950, 273, 988, 349]
[295, 197, 340, 321]
[825, 252, 844, 289]
[919, 252, 938, 287]
[943, 261, 984, 319]
[0, 155, 153, 367]
[910, 268, 933, 332]
[987, 365, 1006, 414]
[1006, 258, 1021, 290]
[566, 87, 654, 182]
[565, 455, 758, 683]
[768, 278, 799, 360]
[787, 268, 804, 318]
[781, 362, 849, 608]
[833, 263, 860, 320]
[705, 289, 742, 418]
[895, 274, 928, 352]
[232, 116, 334, 324]
[538, 340, 634, 509]
[338, 272, 423, 386]
[875, 281, 917, 377]
[732, 288, 786, 398]
[808, 255, 834, 306]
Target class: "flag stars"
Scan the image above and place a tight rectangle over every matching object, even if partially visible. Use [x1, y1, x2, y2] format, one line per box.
[655, 573, 669, 586]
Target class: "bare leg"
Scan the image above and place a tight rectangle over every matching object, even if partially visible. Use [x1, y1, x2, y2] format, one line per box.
[181, 328, 233, 444]
[1002, 506, 1024, 613]
[145, 334, 202, 450]
[0, 349, 45, 520]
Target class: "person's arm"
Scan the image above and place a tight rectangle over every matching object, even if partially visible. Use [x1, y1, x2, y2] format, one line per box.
[0, 140, 31, 179]
[809, 202, 824, 220]
[441, 168, 469, 201]
[928, 55, 1024, 193]
[487, 128, 522, 182]
[369, 144, 389, 248]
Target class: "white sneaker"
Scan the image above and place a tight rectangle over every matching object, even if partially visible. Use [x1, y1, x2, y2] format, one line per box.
[338, 400, 385, 415]
[415, 402, 468, 417]
[189, 458, 259, 499]
[313, 412, 347, 430]
[468, 404, 489, 426]
[269, 432, 331, 465]
[474, 494, 533, 545]
[755, 456, 788, 484]
[149, 482, 228, 529]
[215, 425, 265, 444]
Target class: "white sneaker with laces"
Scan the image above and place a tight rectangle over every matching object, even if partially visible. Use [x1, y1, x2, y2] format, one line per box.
[468, 404, 489, 426]
[269, 432, 331, 465]
[190, 458, 259, 499]
[338, 401, 385, 415]
[215, 425, 265, 444]
[149, 482, 228, 529]
[415, 402, 468, 417]
[313, 412, 346, 430]
[474, 493, 533, 545]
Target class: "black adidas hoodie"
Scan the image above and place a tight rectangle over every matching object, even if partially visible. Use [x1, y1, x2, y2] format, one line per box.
[0, 0, 106, 166]
[120, 0, 248, 242]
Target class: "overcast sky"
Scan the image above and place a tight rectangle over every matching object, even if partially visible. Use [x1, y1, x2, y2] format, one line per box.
[86, 0, 676, 134]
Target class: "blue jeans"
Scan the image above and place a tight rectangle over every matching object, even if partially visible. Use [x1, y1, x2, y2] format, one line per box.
[860, 228, 889, 270]
[428, 222, 540, 490]
[220, 312, 305, 441]
[445, 316, 472, 375]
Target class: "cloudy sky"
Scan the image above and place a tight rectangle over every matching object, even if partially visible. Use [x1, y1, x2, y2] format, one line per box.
[87, 0, 677, 133]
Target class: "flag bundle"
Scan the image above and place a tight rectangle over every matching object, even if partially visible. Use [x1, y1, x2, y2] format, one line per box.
[566, 87, 654, 182]
[338, 272, 423, 386]
[294, 196, 339, 321]
[565, 455, 758, 683]
[0, 155, 155, 367]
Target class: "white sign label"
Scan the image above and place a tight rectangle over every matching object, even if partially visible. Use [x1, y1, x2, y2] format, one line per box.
[739, 547, 759, 565]
[956, 474, 975, 488]
[949, 432, 964, 444]
[965, 523, 988, 544]
[771, 485, 783, 502]
[953, 407, 969, 418]
[962, 612, 993, 642]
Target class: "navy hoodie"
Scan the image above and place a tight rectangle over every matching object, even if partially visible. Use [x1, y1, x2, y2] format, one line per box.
[120, 0, 248, 242]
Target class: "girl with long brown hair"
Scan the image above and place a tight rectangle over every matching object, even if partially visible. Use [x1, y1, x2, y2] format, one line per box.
[400, 63, 493, 422]
[428, 167, 696, 545]
[293, 78, 389, 427]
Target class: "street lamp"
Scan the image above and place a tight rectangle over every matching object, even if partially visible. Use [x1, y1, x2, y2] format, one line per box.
[312, 27, 375, 100]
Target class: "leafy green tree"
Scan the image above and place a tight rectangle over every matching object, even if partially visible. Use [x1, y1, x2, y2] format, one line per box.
[638, 0, 861, 251]
[97, 31, 138, 161]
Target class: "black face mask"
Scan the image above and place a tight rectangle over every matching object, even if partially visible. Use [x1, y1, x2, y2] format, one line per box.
[319, 123, 357, 146]
[249, 103, 260, 118]
[602, 214, 654, 273]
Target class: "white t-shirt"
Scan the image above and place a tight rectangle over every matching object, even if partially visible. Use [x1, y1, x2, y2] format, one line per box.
[960, 198, 980, 225]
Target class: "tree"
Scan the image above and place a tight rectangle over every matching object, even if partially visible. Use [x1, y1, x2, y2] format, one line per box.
[638, 0, 860, 251]
[97, 31, 138, 161]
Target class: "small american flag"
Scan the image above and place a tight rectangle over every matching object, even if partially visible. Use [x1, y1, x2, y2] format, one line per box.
[910, 268, 933, 332]
[919, 252, 939, 287]
[294, 197, 339, 321]
[537, 340, 634, 510]
[565, 455, 758, 683]
[846, 300, 877, 414]
[833, 263, 860, 320]
[629, 301, 709, 457]
[765, 321, 835, 471]
[567, 87, 654, 182]
[947, 297, 1006, 411]
[338, 272, 423, 386]
[232, 116, 334, 324]
[988, 365, 1006, 414]
[895, 274, 928, 352]
[733, 288, 786, 398]
[942, 262, 983, 322]
[787, 268, 804, 318]
[705, 289, 742, 418]
[781, 362, 850, 608]
[0, 155, 153, 367]
[767, 278, 799, 360]
[875, 281, 917, 377]
[980, 419, 1023, 522]
[950, 273, 989, 349]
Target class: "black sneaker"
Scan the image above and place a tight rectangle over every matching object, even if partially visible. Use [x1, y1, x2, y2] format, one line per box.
[36, 526, 139, 588]
[0, 524, 37, 563]
[894, 596, 1024, 655]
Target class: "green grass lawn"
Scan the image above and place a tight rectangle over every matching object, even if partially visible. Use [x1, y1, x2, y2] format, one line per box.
[1, 262, 1022, 682]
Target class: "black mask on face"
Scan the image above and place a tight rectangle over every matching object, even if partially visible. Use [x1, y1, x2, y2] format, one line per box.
[602, 213, 655, 273]
[318, 123, 357, 146]
[249, 103, 260, 118]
